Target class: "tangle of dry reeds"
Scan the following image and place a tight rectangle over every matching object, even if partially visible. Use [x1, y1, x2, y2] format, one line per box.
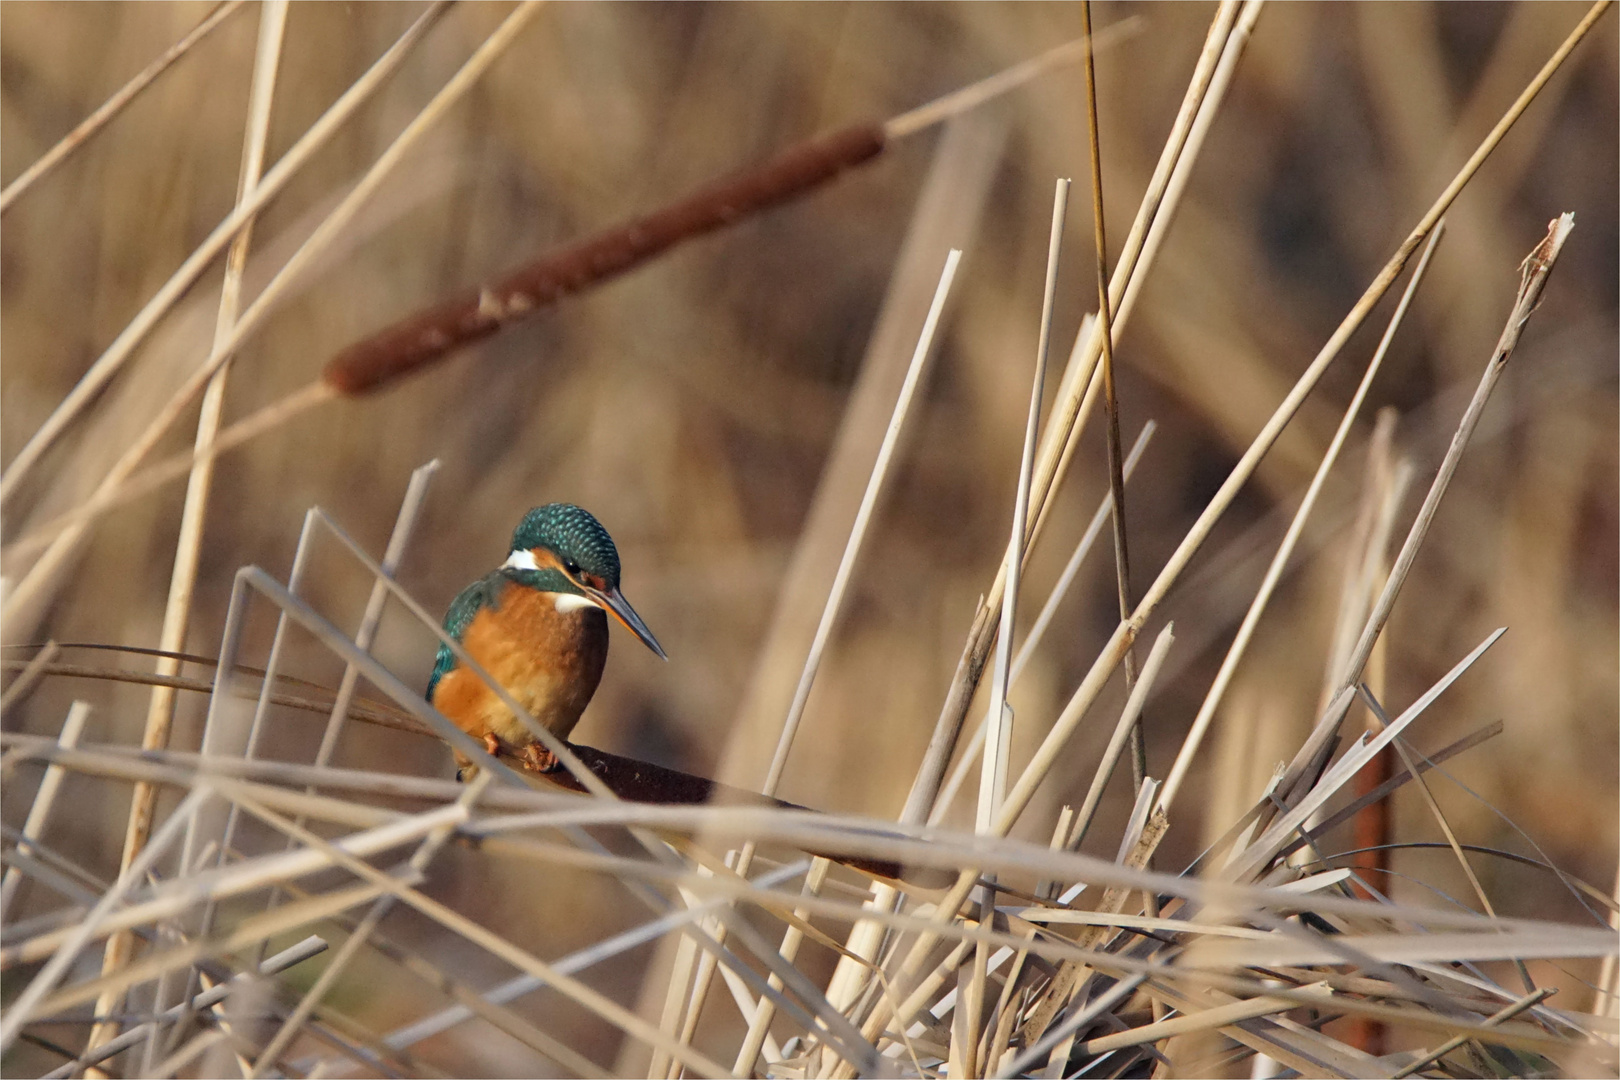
[2, 3, 1616, 1079]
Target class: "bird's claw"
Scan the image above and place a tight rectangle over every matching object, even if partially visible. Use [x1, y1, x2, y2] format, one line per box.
[519, 741, 560, 774]
[466, 733, 558, 774]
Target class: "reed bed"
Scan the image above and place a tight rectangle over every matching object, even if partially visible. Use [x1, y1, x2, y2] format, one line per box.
[2, 3, 1616, 1077]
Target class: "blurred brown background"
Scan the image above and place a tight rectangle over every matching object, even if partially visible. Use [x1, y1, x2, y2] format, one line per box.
[3, 2, 1616, 1073]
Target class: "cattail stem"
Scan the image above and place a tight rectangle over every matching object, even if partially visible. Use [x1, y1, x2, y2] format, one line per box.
[324, 124, 886, 395]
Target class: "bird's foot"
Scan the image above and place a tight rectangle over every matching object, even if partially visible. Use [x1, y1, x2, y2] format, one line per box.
[518, 741, 560, 774]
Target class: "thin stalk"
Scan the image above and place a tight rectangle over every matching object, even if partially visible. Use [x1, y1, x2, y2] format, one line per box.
[883, 19, 1141, 139]
[27, 883, 388, 1019]
[967, 179, 1067, 1079]
[733, 859, 830, 1073]
[930, 421, 1155, 826]
[91, 5, 288, 1065]
[39, 937, 328, 1080]
[1, 1, 541, 630]
[1158, 222, 1446, 815]
[0, 1, 452, 505]
[980, 182, 1068, 833]
[0, 640, 61, 711]
[1065, 625, 1176, 854]
[844, 13, 1605, 1053]
[0, 702, 90, 919]
[0, 788, 210, 1054]
[0, 1, 247, 214]
[900, 0, 1249, 830]
[1344, 213, 1573, 685]
[1277, 213, 1576, 801]
[246, 775, 492, 1077]
[1391, 987, 1559, 1078]
[767, 249, 961, 798]
[1080, 0, 1145, 793]
[2, 384, 338, 568]
[314, 461, 438, 769]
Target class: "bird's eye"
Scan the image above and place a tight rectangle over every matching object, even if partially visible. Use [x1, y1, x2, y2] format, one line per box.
[563, 559, 580, 576]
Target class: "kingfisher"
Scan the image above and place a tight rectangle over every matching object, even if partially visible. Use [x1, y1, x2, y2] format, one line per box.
[427, 503, 666, 778]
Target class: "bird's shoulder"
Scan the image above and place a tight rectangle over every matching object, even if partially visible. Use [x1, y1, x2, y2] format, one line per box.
[427, 571, 512, 699]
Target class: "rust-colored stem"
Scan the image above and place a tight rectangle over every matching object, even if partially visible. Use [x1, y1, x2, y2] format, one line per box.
[324, 123, 886, 395]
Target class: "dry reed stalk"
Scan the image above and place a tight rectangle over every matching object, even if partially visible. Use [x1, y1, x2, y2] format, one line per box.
[0, 1, 247, 215]
[960, 177, 1068, 1078]
[27, 882, 389, 1019]
[0, 787, 210, 1054]
[311, 461, 439, 770]
[37, 936, 329, 1079]
[243, 773, 491, 1077]
[767, 249, 961, 800]
[86, 5, 288, 1066]
[1079, 0, 1145, 796]
[0, 702, 89, 920]
[0, 639, 59, 712]
[0, 17, 1136, 622]
[320, 22, 1136, 398]
[1391, 986, 1560, 1079]
[1274, 213, 1577, 823]
[670, 249, 960, 1071]
[1158, 223, 1445, 816]
[1322, 409, 1409, 708]
[979, 180, 1067, 832]
[902, 0, 1253, 832]
[0, 1, 452, 508]
[838, 20, 1605, 1050]
[0, 2, 541, 638]
[1065, 625, 1176, 856]
[930, 421, 1155, 826]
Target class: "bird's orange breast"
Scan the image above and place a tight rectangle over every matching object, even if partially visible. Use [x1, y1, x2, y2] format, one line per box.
[430, 582, 609, 748]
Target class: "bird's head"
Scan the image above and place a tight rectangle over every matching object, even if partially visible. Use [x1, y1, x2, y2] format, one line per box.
[503, 503, 667, 660]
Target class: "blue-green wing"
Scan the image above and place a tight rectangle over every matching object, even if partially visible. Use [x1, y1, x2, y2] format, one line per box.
[426, 573, 504, 701]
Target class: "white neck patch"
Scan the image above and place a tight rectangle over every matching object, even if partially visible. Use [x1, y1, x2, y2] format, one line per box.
[502, 549, 540, 572]
[505, 549, 598, 612]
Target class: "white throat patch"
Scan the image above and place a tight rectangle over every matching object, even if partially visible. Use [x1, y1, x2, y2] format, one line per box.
[552, 592, 597, 613]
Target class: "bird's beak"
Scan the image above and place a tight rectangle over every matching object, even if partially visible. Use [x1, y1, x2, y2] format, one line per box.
[588, 584, 668, 660]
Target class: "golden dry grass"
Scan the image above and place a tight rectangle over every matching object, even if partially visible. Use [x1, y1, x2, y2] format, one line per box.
[1, 3, 1616, 1077]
